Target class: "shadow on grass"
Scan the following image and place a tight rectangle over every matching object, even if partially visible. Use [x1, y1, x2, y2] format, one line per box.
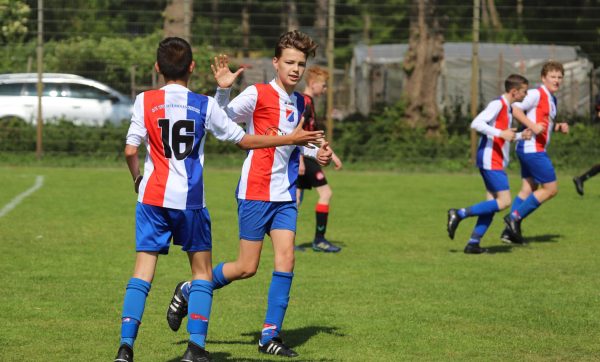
[523, 233, 562, 243]
[295, 240, 346, 251]
[168, 326, 342, 361]
[448, 244, 513, 254]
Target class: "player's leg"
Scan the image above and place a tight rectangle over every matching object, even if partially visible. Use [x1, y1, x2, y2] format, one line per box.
[258, 203, 299, 357]
[180, 250, 213, 361]
[573, 163, 600, 196]
[116, 203, 170, 361]
[463, 171, 510, 253]
[448, 169, 502, 240]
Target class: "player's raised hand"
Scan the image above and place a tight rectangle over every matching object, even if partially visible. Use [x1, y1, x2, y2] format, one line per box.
[499, 128, 517, 141]
[289, 117, 324, 146]
[210, 54, 244, 89]
[521, 128, 533, 140]
[316, 141, 333, 166]
[555, 122, 569, 134]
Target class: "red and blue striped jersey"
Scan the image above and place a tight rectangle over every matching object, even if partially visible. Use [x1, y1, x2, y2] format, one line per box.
[472, 95, 514, 170]
[216, 80, 317, 202]
[514, 85, 557, 154]
[126, 84, 245, 210]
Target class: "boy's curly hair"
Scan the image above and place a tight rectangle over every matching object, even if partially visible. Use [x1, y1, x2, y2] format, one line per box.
[274, 30, 318, 59]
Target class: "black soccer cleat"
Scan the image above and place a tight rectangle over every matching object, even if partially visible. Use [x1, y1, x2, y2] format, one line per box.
[258, 337, 299, 358]
[447, 209, 461, 240]
[312, 237, 341, 253]
[464, 243, 489, 254]
[573, 176, 584, 196]
[167, 281, 189, 332]
[501, 227, 527, 245]
[503, 214, 524, 244]
[181, 341, 211, 362]
[114, 344, 133, 362]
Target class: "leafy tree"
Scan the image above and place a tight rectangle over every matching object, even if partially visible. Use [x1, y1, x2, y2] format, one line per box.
[0, 0, 30, 44]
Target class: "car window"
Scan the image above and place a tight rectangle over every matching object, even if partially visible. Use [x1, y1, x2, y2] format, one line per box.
[22, 82, 67, 97]
[68, 83, 112, 100]
[0, 83, 24, 95]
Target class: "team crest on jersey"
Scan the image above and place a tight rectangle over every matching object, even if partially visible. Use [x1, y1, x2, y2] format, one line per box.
[286, 106, 295, 123]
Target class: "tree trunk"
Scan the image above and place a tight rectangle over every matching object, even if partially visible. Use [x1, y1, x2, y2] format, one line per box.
[241, 0, 251, 57]
[287, 0, 299, 31]
[314, 0, 327, 52]
[211, 0, 219, 47]
[402, 0, 444, 131]
[163, 0, 193, 40]
[486, 0, 502, 30]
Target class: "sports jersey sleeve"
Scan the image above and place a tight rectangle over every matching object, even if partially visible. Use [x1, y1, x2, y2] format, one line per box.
[205, 97, 246, 143]
[514, 89, 539, 113]
[215, 86, 258, 124]
[125, 93, 146, 146]
[301, 145, 318, 159]
[471, 100, 502, 137]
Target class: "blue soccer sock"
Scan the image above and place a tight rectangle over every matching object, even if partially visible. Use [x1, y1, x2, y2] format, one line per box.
[468, 213, 494, 244]
[120, 278, 151, 348]
[260, 271, 293, 345]
[511, 196, 524, 213]
[459, 199, 499, 218]
[511, 194, 541, 221]
[212, 262, 231, 290]
[187, 279, 213, 348]
[181, 281, 192, 302]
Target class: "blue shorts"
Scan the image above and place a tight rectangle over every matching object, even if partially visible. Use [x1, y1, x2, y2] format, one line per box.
[135, 202, 212, 254]
[479, 169, 510, 193]
[237, 200, 297, 241]
[517, 152, 557, 184]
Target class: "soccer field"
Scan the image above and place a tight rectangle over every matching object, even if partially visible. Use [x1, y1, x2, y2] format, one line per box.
[1, 166, 599, 361]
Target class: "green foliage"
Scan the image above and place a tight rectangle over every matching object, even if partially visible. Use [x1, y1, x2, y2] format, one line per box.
[0, 0, 30, 44]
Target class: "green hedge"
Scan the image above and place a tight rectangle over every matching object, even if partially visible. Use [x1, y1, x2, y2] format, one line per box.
[1, 105, 599, 171]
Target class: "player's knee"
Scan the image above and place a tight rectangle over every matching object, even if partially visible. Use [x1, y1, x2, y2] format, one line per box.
[238, 264, 258, 279]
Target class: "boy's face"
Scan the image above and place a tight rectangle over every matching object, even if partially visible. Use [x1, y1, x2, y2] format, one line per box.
[308, 77, 328, 97]
[273, 48, 307, 90]
[541, 70, 563, 93]
[511, 84, 528, 103]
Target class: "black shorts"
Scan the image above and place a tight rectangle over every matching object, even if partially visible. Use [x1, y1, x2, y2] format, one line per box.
[297, 158, 328, 190]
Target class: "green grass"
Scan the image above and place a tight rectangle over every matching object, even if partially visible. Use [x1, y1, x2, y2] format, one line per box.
[1, 166, 599, 361]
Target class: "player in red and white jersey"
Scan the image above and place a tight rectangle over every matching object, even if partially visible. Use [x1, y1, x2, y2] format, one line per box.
[502, 61, 569, 244]
[166, 31, 332, 359]
[114, 37, 324, 362]
[447, 74, 530, 254]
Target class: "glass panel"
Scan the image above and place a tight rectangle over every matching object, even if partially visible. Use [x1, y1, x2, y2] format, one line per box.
[68, 83, 111, 100]
[0, 83, 24, 95]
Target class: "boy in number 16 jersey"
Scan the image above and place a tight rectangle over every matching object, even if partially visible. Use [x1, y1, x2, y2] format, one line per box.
[165, 30, 333, 359]
[114, 37, 324, 362]
[447, 74, 531, 253]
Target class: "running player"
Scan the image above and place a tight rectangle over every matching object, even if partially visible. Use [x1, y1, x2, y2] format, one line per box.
[113, 37, 324, 362]
[447, 74, 531, 253]
[165, 30, 332, 358]
[296, 66, 343, 252]
[501, 61, 570, 244]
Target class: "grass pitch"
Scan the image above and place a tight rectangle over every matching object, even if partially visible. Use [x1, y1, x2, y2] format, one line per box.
[1, 166, 599, 361]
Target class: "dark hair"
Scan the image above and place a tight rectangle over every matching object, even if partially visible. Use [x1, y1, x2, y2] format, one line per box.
[157, 37, 193, 81]
[504, 74, 528, 92]
[274, 30, 318, 59]
[541, 60, 564, 77]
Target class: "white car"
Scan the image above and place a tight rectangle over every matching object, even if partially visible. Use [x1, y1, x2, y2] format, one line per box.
[0, 73, 133, 126]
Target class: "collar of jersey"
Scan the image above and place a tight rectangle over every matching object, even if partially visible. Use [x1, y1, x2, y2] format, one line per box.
[161, 83, 190, 92]
[269, 79, 293, 102]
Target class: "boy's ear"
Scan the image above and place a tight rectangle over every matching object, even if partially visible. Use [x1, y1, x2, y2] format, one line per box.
[154, 62, 161, 74]
[189, 60, 196, 74]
